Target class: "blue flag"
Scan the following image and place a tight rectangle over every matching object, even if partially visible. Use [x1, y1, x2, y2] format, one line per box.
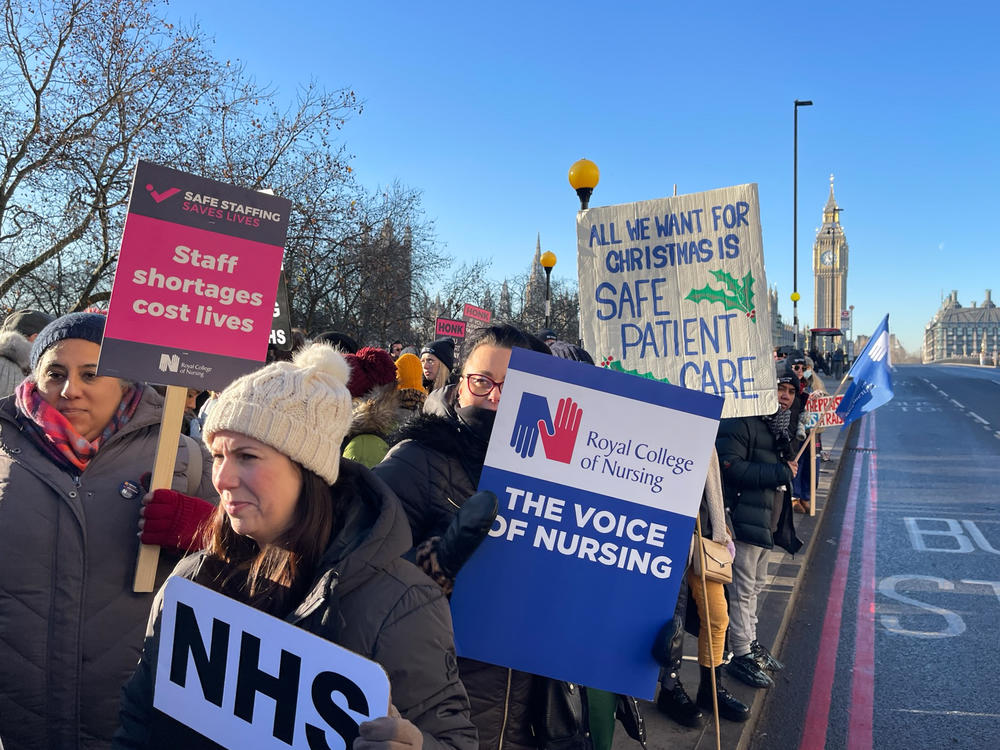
[836, 314, 894, 426]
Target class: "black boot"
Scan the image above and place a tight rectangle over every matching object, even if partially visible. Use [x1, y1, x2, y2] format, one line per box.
[726, 652, 774, 688]
[656, 673, 704, 728]
[750, 639, 784, 672]
[696, 666, 750, 723]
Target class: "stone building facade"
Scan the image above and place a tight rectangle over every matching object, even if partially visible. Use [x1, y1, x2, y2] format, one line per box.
[923, 290, 1000, 363]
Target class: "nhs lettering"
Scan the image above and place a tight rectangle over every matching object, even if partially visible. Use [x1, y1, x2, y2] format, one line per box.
[578, 183, 778, 419]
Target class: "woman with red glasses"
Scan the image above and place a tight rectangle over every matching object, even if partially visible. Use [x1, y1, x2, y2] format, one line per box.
[374, 325, 598, 750]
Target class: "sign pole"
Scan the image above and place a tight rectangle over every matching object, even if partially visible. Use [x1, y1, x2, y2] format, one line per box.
[695, 515, 721, 750]
[132, 384, 188, 592]
[809, 431, 817, 517]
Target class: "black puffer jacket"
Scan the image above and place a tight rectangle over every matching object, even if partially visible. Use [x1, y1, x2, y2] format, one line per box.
[374, 395, 590, 750]
[114, 460, 477, 750]
[716, 416, 800, 553]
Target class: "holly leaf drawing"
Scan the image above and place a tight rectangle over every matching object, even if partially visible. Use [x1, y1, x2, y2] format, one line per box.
[685, 269, 756, 322]
[600, 356, 670, 384]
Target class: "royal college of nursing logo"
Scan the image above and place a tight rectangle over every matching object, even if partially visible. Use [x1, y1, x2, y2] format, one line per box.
[509, 393, 583, 464]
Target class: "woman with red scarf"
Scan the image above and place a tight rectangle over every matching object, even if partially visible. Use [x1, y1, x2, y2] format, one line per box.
[0, 312, 217, 750]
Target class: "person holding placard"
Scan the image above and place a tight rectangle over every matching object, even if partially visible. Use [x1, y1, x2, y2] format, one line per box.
[0, 312, 217, 750]
[376, 325, 596, 750]
[716, 364, 802, 690]
[115, 343, 476, 750]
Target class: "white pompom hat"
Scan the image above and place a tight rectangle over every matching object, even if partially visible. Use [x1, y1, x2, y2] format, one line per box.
[203, 343, 352, 485]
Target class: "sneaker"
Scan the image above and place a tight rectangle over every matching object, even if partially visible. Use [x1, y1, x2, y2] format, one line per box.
[656, 680, 705, 728]
[750, 640, 784, 672]
[726, 654, 774, 688]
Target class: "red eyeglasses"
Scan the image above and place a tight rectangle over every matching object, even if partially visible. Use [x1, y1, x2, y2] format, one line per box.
[463, 373, 504, 397]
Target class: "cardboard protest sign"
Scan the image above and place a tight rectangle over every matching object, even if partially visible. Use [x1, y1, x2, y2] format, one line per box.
[435, 316, 466, 338]
[804, 392, 845, 429]
[155, 577, 390, 750]
[463, 303, 492, 323]
[577, 184, 776, 418]
[100, 160, 290, 391]
[449, 348, 723, 698]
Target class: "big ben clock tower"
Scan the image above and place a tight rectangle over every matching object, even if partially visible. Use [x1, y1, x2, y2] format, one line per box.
[813, 175, 849, 353]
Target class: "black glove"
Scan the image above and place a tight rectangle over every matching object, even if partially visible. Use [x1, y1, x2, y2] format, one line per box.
[436, 490, 498, 577]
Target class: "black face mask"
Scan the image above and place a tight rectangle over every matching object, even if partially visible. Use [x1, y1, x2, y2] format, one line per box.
[456, 404, 496, 443]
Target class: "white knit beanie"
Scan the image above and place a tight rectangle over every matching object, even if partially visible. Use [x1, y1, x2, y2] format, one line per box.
[203, 343, 352, 485]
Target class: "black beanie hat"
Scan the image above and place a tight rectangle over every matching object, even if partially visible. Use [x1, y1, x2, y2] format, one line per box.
[775, 361, 797, 387]
[420, 338, 455, 372]
[30, 312, 107, 371]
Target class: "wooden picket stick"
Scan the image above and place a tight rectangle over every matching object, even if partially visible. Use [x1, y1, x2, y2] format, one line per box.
[809, 430, 817, 517]
[132, 384, 188, 592]
[694, 515, 722, 750]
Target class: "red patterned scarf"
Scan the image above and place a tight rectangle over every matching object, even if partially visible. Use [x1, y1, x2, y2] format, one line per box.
[15, 380, 144, 473]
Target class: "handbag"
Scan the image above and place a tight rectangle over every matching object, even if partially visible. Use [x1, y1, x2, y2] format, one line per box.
[692, 536, 733, 584]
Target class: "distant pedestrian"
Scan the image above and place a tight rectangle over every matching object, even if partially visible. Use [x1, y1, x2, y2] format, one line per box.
[0, 330, 31, 396]
[394, 352, 427, 425]
[2, 308, 54, 342]
[832, 348, 845, 379]
[420, 338, 455, 393]
[341, 346, 401, 468]
[313, 329, 359, 353]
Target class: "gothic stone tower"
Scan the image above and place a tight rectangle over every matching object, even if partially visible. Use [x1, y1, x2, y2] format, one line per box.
[813, 175, 849, 354]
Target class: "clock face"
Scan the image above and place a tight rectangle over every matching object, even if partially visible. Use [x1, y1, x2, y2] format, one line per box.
[821, 250, 834, 266]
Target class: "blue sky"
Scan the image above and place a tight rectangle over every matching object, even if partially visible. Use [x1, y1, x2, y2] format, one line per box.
[167, 1, 999, 352]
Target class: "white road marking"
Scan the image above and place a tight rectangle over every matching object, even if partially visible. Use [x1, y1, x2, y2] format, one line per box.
[968, 411, 989, 425]
[950, 398, 965, 408]
[995, 431, 1000, 440]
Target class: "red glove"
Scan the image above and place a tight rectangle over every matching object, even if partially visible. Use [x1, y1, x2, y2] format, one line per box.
[139, 489, 214, 552]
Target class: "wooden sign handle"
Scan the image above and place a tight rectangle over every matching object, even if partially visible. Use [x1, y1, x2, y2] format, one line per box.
[132, 384, 188, 592]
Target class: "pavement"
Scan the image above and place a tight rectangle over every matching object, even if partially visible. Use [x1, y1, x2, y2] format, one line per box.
[611, 420, 857, 750]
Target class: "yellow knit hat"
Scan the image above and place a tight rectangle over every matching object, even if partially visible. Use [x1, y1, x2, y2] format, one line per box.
[395, 352, 427, 394]
[203, 343, 352, 485]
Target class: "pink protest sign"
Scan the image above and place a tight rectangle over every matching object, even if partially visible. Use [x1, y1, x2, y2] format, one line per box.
[463, 303, 492, 323]
[435, 317, 466, 338]
[100, 161, 290, 391]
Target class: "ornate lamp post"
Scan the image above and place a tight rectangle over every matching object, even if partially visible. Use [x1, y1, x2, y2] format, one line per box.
[540, 251, 557, 328]
[568, 159, 600, 210]
[793, 99, 813, 349]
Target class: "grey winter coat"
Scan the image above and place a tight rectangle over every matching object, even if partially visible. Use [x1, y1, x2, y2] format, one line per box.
[114, 459, 476, 750]
[0, 330, 30, 396]
[0, 388, 216, 750]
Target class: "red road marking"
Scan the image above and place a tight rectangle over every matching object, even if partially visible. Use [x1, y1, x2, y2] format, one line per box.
[798, 417, 870, 750]
[848, 415, 878, 749]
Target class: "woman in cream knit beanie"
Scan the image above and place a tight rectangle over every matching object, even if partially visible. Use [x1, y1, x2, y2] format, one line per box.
[203, 342, 351, 485]
[118, 342, 477, 748]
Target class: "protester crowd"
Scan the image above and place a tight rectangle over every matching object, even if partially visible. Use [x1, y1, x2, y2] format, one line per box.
[0, 306, 823, 749]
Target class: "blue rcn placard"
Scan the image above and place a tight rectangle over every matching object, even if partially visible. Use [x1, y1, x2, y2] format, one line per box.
[449, 348, 724, 699]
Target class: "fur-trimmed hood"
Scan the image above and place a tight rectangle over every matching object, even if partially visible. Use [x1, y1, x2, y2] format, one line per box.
[346, 383, 400, 442]
[0, 331, 31, 373]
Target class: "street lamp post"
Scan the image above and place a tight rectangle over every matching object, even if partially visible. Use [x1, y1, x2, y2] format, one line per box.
[541, 251, 557, 328]
[568, 159, 600, 210]
[793, 99, 813, 350]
